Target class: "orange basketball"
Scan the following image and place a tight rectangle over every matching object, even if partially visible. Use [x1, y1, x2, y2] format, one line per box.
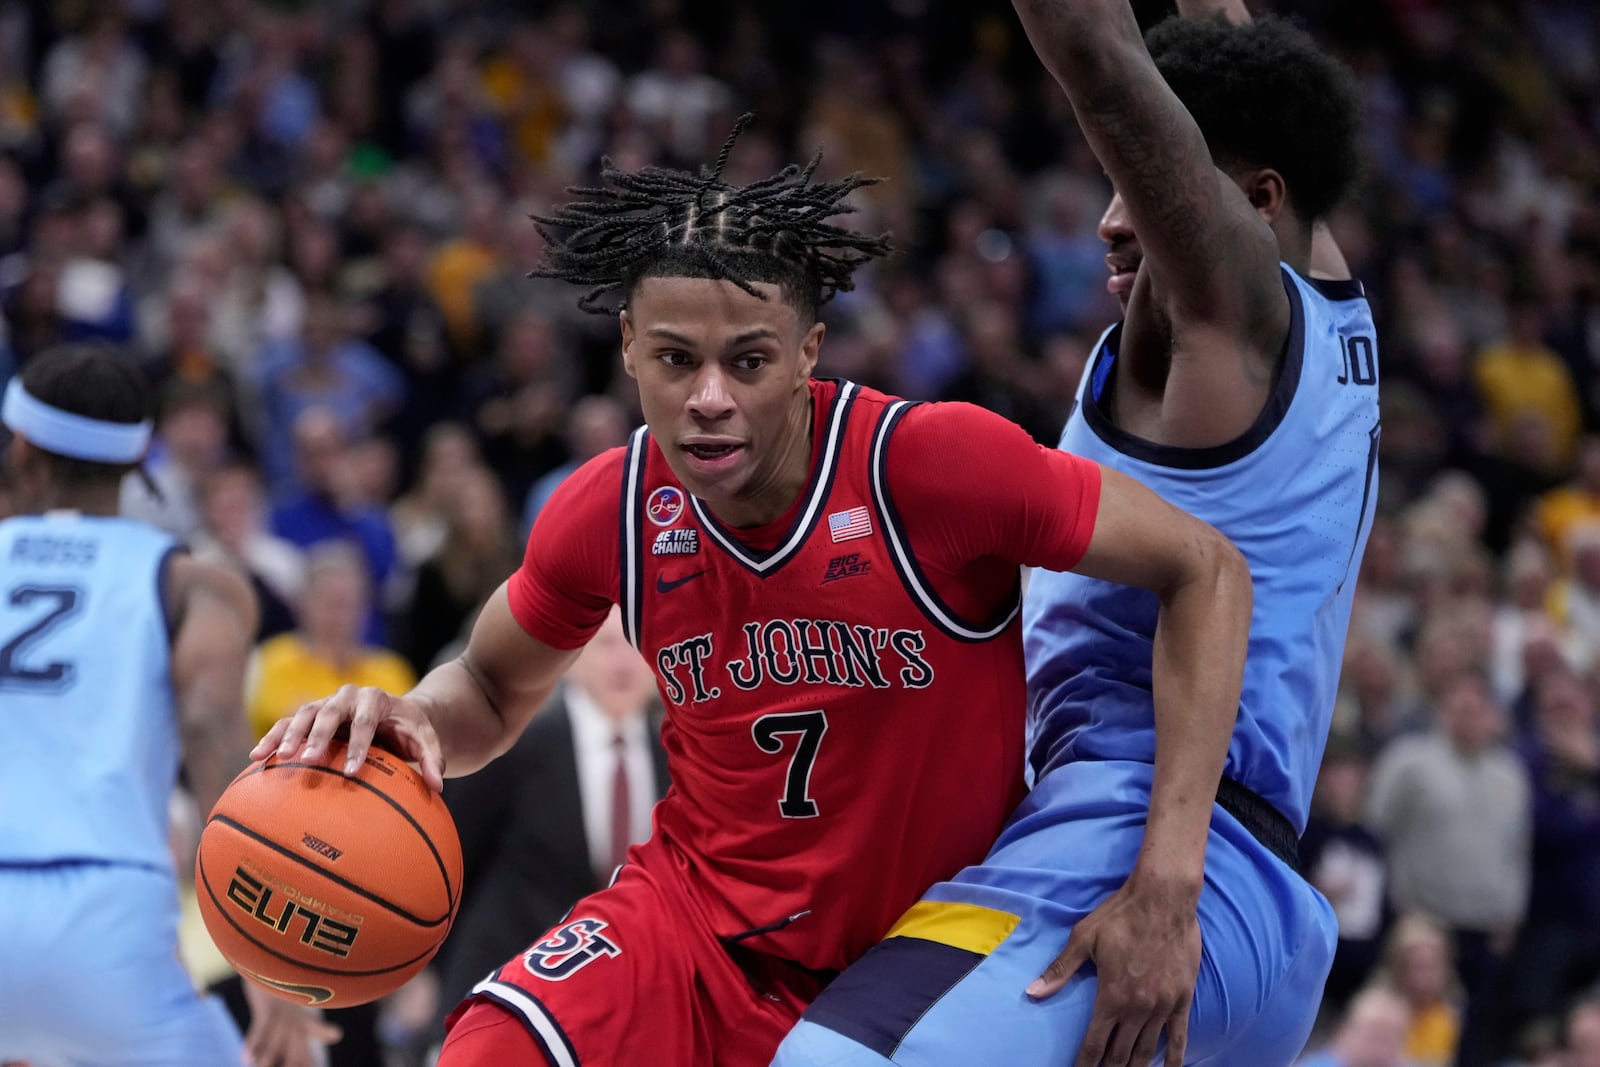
[195, 739, 463, 1008]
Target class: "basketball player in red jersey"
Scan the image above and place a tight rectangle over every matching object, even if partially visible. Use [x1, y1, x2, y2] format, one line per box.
[253, 118, 1254, 1067]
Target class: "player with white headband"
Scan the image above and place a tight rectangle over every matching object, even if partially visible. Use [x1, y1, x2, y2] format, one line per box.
[2, 373, 155, 463]
[0, 345, 340, 1067]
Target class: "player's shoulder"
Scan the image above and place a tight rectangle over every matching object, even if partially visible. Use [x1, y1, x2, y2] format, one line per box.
[819, 374, 1013, 435]
[827, 377, 896, 408]
[547, 444, 633, 507]
[811, 377, 1016, 438]
[885, 395, 1028, 448]
[165, 552, 257, 635]
[525, 443, 635, 552]
[582, 441, 632, 474]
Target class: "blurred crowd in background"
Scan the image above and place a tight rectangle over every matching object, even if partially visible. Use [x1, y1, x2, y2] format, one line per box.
[1, 1, 1599, 1065]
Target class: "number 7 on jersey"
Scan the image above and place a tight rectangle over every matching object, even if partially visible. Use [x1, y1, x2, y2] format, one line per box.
[752, 711, 829, 819]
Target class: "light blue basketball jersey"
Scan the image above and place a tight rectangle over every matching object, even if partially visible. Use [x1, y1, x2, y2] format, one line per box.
[1024, 266, 1380, 832]
[0, 513, 182, 869]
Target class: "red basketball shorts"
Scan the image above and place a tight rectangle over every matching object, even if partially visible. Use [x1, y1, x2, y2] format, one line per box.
[437, 837, 830, 1067]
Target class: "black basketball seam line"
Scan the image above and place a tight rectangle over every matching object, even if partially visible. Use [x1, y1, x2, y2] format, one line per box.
[208, 813, 452, 928]
[229, 758, 460, 906]
[196, 853, 446, 979]
[230, 759, 460, 905]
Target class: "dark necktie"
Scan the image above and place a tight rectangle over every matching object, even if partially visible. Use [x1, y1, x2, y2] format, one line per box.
[608, 732, 631, 876]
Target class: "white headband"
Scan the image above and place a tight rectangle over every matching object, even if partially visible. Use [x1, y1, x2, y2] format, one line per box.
[1, 377, 153, 464]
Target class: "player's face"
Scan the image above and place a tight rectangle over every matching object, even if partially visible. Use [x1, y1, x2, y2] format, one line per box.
[1097, 190, 1141, 314]
[622, 276, 823, 527]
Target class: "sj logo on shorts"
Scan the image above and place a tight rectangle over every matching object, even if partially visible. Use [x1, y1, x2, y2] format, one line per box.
[522, 917, 621, 981]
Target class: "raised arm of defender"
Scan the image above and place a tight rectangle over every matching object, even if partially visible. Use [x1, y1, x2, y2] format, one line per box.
[1014, 0, 1283, 323]
[1013, 0, 1290, 447]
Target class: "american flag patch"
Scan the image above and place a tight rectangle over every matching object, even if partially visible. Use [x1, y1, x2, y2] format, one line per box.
[828, 506, 872, 543]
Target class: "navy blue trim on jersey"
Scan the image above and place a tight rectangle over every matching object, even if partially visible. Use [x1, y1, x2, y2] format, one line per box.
[1306, 276, 1365, 301]
[155, 543, 183, 643]
[619, 427, 648, 650]
[1339, 422, 1382, 593]
[800, 935, 986, 1059]
[1081, 266, 1314, 470]
[468, 978, 582, 1067]
[686, 380, 856, 577]
[869, 400, 1020, 643]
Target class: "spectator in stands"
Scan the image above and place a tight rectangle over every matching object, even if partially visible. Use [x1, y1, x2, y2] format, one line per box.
[246, 541, 413, 742]
[255, 290, 403, 493]
[1535, 436, 1600, 570]
[1375, 913, 1463, 1067]
[357, 221, 453, 457]
[403, 465, 519, 674]
[1491, 539, 1562, 706]
[425, 183, 502, 358]
[204, 196, 304, 378]
[1367, 669, 1532, 1063]
[1567, 996, 1600, 1067]
[119, 379, 230, 540]
[389, 420, 483, 573]
[1475, 296, 1584, 476]
[1496, 670, 1600, 1052]
[459, 305, 574, 506]
[1550, 524, 1600, 661]
[268, 407, 397, 644]
[521, 392, 629, 536]
[1303, 740, 1392, 1021]
[625, 29, 732, 165]
[1295, 986, 1420, 1067]
[191, 460, 304, 642]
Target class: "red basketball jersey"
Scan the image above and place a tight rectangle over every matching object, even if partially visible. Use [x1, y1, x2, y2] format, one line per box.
[508, 378, 1101, 973]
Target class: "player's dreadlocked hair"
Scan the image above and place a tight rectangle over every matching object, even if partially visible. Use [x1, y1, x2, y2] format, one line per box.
[532, 114, 893, 323]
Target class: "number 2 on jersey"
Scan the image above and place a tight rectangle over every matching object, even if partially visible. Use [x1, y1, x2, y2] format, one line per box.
[752, 710, 828, 818]
[0, 585, 83, 689]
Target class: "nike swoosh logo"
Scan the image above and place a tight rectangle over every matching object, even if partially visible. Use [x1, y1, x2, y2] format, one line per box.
[656, 570, 707, 594]
[237, 965, 334, 1005]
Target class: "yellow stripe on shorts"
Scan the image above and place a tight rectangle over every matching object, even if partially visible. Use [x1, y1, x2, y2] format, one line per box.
[885, 900, 1020, 956]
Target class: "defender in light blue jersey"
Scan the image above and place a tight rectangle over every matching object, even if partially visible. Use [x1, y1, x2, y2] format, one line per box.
[0, 347, 335, 1067]
[775, 5, 1374, 1066]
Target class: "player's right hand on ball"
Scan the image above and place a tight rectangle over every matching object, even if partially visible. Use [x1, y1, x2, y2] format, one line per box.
[250, 686, 447, 793]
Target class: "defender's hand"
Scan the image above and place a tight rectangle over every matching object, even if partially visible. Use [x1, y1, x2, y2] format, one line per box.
[249, 686, 446, 793]
[240, 980, 342, 1067]
[1026, 876, 1201, 1067]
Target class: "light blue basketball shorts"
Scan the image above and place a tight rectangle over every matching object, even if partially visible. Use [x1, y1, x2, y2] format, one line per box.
[0, 861, 245, 1067]
[773, 761, 1336, 1067]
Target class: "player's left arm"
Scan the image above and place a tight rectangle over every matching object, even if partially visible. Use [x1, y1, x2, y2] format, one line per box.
[169, 556, 343, 1067]
[891, 402, 1251, 1067]
[169, 554, 259, 822]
